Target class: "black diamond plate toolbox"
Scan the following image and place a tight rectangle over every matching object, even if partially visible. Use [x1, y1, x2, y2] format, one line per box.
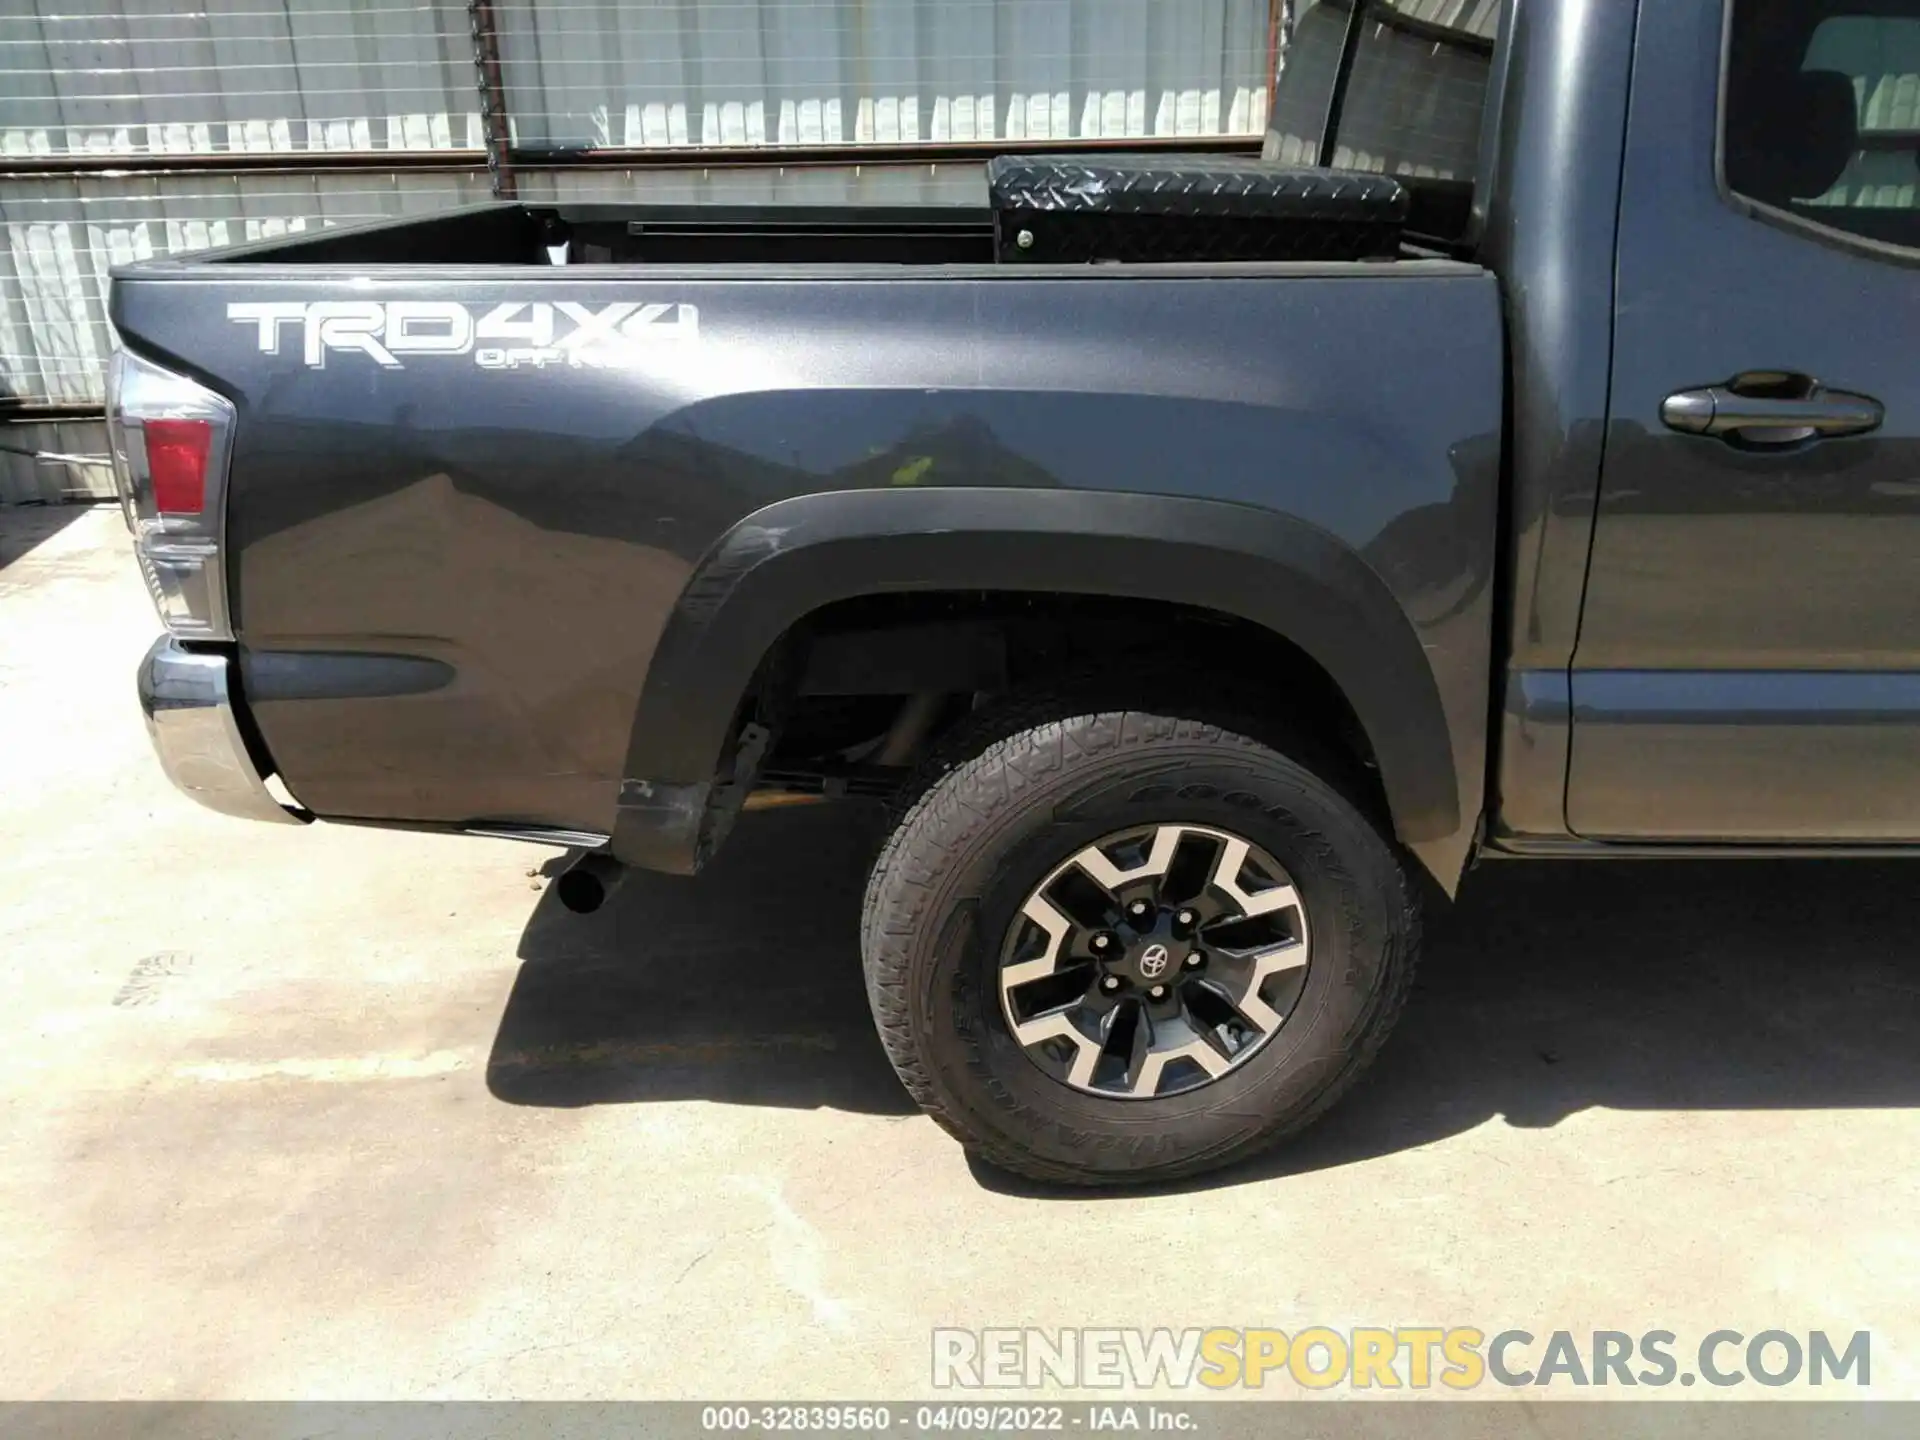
[987, 155, 1410, 264]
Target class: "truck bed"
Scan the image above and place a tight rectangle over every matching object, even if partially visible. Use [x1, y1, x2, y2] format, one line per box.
[201, 203, 1003, 268]
[110, 198, 1501, 888]
[191, 154, 1439, 270]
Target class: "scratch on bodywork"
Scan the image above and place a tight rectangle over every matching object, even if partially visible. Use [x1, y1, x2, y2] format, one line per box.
[678, 523, 790, 623]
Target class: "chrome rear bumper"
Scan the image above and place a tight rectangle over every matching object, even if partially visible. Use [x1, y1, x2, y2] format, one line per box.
[137, 636, 309, 825]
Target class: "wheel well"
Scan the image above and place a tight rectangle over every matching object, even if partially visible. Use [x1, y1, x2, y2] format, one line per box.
[757, 591, 1384, 809]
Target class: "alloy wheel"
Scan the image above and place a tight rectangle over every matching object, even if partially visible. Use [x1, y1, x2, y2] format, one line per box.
[996, 823, 1311, 1099]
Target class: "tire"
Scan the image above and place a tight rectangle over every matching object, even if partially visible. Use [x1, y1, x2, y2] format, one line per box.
[860, 707, 1419, 1187]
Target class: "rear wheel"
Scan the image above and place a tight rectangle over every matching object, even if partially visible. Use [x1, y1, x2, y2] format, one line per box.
[861, 707, 1418, 1186]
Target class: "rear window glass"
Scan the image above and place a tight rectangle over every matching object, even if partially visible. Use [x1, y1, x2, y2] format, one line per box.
[1265, 0, 1503, 182]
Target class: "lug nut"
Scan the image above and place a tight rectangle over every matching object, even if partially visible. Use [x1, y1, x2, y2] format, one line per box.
[1091, 933, 1113, 952]
[1148, 985, 1168, 1000]
[1128, 900, 1152, 919]
[1184, 952, 1203, 968]
[1177, 909, 1197, 927]
[1101, 975, 1122, 993]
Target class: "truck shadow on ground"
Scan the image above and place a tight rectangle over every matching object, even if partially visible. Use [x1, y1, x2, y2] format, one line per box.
[489, 807, 1920, 1191]
[488, 804, 915, 1116]
[0, 503, 92, 575]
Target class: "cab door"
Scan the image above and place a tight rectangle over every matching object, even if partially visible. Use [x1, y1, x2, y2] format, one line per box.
[1567, 0, 1920, 840]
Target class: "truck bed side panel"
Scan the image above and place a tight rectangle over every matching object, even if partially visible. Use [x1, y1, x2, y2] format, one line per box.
[109, 263, 1502, 881]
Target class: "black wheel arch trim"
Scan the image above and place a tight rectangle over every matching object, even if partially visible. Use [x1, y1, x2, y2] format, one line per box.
[610, 487, 1460, 875]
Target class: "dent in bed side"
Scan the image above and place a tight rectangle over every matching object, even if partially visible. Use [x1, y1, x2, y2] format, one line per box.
[611, 487, 1490, 893]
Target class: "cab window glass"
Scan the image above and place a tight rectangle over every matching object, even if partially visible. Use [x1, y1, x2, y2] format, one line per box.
[1724, 0, 1920, 253]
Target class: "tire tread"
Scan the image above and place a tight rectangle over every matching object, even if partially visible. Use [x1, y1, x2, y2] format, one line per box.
[862, 702, 1419, 1188]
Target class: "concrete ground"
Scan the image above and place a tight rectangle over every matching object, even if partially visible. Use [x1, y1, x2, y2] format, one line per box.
[2, 504, 1917, 1402]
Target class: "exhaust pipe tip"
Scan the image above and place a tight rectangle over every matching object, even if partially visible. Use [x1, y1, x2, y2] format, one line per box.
[555, 851, 625, 914]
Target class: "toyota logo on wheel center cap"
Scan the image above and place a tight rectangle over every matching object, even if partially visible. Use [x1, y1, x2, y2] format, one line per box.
[1137, 943, 1172, 979]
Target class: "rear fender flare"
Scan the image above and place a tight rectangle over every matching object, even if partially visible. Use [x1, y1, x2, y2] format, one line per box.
[612, 488, 1460, 880]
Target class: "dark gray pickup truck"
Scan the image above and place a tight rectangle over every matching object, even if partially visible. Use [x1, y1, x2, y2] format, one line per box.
[108, 0, 1919, 1185]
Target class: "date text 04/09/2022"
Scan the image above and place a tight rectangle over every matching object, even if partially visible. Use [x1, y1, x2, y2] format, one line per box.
[699, 1404, 1198, 1432]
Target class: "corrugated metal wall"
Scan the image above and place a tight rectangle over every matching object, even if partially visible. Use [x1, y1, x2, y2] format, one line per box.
[0, 0, 1276, 502]
[0, 0, 1268, 160]
[0, 1, 482, 159]
[497, 0, 1271, 149]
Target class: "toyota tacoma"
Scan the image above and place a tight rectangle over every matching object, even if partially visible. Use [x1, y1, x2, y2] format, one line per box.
[110, 0, 1919, 1184]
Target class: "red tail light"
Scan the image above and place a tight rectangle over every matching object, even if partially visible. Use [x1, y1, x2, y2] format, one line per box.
[143, 418, 212, 514]
[107, 348, 237, 639]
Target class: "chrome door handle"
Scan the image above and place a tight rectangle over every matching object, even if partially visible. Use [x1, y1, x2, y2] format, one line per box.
[1662, 374, 1884, 446]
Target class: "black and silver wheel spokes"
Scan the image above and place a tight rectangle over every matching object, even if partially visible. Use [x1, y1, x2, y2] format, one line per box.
[998, 823, 1311, 1099]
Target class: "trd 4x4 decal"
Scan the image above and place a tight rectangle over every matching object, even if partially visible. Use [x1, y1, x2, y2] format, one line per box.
[226, 300, 699, 370]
